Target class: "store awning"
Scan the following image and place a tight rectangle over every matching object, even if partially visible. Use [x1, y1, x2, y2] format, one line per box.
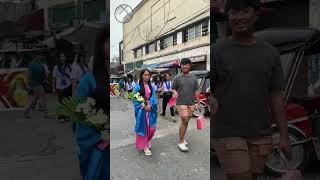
[141, 63, 159, 69]
[152, 68, 169, 73]
[157, 59, 180, 68]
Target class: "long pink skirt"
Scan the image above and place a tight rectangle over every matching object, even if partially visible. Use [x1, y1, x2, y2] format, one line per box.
[136, 112, 156, 151]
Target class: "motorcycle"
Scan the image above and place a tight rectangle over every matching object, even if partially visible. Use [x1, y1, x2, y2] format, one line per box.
[254, 28, 320, 176]
[190, 70, 210, 117]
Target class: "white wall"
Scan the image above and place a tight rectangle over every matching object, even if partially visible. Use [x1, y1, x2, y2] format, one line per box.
[143, 45, 210, 70]
[122, 0, 210, 64]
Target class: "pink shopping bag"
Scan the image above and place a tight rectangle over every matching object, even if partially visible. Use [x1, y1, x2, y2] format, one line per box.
[168, 96, 176, 108]
[196, 116, 205, 130]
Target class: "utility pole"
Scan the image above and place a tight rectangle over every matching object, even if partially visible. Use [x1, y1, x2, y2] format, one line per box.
[74, 0, 78, 19]
[31, 0, 36, 10]
[80, 0, 83, 20]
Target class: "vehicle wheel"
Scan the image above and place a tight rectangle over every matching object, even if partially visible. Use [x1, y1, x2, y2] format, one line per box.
[193, 102, 206, 117]
[265, 127, 309, 177]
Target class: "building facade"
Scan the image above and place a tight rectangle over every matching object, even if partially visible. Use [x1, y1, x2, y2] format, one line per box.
[0, 1, 31, 23]
[122, 0, 210, 73]
[310, 0, 320, 30]
[37, 0, 107, 32]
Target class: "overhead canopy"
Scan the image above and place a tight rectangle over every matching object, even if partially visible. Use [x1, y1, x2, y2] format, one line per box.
[254, 28, 320, 55]
[152, 68, 169, 73]
[158, 59, 180, 68]
[190, 70, 210, 78]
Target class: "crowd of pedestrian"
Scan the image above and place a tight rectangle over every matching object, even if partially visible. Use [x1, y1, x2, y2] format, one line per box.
[117, 71, 184, 122]
[22, 25, 110, 179]
[23, 49, 92, 122]
[121, 58, 201, 156]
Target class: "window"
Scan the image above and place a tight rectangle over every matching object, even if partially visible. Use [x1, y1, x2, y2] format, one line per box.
[184, 20, 210, 42]
[148, 42, 157, 54]
[195, 24, 202, 38]
[202, 21, 209, 36]
[136, 61, 143, 68]
[134, 48, 143, 58]
[134, 50, 137, 58]
[50, 5, 75, 27]
[188, 28, 195, 40]
[173, 34, 177, 45]
[83, 0, 106, 22]
[160, 35, 175, 49]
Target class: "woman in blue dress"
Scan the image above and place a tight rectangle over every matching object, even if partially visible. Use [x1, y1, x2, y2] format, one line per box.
[133, 69, 158, 156]
[74, 25, 110, 180]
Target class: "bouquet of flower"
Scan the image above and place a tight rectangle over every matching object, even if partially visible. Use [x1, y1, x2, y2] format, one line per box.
[128, 92, 147, 107]
[55, 97, 109, 141]
[127, 92, 134, 99]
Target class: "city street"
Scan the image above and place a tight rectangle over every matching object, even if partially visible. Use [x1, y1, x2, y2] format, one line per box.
[0, 95, 81, 180]
[110, 96, 210, 180]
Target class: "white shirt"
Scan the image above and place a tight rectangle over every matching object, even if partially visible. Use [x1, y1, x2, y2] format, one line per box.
[152, 82, 161, 91]
[162, 81, 172, 92]
[71, 64, 89, 82]
[132, 81, 137, 88]
[126, 82, 133, 90]
[43, 64, 49, 75]
[53, 65, 72, 90]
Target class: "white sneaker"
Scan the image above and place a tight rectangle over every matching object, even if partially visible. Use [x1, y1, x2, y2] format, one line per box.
[177, 142, 189, 152]
[144, 148, 152, 156]
[184, 140, 188, 146]
[171, 116, 177, 122]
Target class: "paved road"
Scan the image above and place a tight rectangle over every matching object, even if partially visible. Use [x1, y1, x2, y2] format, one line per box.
[0, 95, 81, 180]
[110, 97, 210, 180]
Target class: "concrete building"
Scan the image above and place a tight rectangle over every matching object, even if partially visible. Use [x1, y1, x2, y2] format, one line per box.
[0, 1, 31, 23]
[121, 0, 210, 73]
[37, 0, 107, 32]
[310, 0, 320, 30]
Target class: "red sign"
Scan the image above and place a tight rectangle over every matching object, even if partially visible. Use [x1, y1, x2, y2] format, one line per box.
[0, 68, 29, 110]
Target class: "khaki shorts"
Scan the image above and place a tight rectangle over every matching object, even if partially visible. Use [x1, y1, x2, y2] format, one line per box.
[177, 105, 195, 117]
[213, 136, 273, 174]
